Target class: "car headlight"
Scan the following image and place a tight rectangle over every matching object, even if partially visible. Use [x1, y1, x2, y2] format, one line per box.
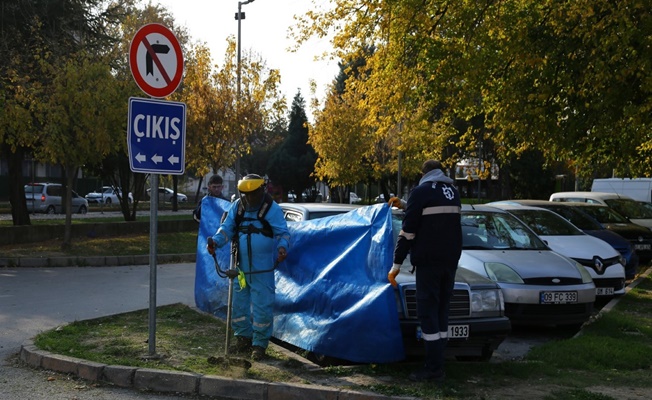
[471, 289, 503, 312]
[575, 261, 594, 283]
[484, 262, 524, 284]
[618, 255, 626, 267]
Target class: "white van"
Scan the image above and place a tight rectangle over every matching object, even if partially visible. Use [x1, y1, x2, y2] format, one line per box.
[549, 191, 652, 230]
[591, 178, 652, 203]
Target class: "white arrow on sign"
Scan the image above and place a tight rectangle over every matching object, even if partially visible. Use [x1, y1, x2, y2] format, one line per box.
[168, 154, 179, 165]
[152, 154, 163, 164]
[136, 153, 146, 163]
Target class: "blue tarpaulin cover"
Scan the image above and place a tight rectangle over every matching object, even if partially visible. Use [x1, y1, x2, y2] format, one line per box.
[194, 198, 405, 363]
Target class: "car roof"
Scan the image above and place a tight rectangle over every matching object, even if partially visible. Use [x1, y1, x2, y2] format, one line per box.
[487, 199, 557, 207]
[550, 191, 634, 200]
[460, 203, 510, 213]
[485, 203, 557, 213]
[279, 203, 361, 212]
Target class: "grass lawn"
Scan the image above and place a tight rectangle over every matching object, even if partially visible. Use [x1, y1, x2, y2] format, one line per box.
[33, 274, 652, 400]
[0, 230, 198, 258]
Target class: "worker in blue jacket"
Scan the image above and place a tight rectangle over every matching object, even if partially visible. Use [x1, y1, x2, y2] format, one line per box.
[207, 174, 290, 360]
[389, 160, 462, 382]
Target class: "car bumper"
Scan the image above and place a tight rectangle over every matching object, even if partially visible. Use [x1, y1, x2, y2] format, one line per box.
[26, 202, 48, 213]
[400, 316, 511, 358]
[498, 283, 595, 326]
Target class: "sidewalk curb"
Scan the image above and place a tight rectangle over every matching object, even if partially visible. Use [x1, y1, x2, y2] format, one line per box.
[19, 340, 414, 400]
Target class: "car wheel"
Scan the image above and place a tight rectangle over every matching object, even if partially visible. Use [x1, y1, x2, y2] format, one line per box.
[105, 198, 112, 204]
[78, 205, 88, 214]
[46, 205, 56, 214]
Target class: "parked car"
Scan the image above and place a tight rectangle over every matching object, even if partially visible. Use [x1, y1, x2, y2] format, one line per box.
[280, 203, 363, 222]
[591, 178, 652, 203]
[550, 191, 652, 231]
[280, 203, 511, 361]
[568, 202, 652, 266]
[146, 187, 187, 203]
[374, 193, 395, 203]
[458, 204, 596, 326]
[488, 203, 626, 297]
[489, 200, 640, 280]
[391, 209, 510, 361]
[85, 186, 133, 204]
[349, 192, 361, 204]
[24, 183, 88, 214]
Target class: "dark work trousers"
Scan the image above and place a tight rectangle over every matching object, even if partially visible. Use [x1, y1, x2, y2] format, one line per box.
[415, 261, 458, 372]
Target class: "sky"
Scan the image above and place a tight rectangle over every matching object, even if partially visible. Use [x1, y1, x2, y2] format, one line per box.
[154, 0, 338, 119]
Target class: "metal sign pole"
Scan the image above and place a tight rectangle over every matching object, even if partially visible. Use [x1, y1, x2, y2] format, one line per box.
[128, 23, 184, 358]
[148, 173, 159, 356]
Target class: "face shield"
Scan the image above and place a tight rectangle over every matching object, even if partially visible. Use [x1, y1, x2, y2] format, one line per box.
[237, 175, 266, 208]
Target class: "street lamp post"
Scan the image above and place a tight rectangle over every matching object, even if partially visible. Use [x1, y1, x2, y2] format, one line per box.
[235, 0, 255, 185]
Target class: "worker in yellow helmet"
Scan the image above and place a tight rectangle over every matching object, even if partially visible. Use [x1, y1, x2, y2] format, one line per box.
[207, 174, 290, 361]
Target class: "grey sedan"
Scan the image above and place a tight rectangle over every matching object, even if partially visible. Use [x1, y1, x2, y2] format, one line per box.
[459, 205, 596, 327]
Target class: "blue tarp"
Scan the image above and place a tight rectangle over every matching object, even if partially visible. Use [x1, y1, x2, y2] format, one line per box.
[194, 198, 405, 363]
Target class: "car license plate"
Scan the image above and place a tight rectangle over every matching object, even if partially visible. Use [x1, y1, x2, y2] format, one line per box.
[416, 325, 470, 339]
[448, 325, 469, 338]
[634, 244, 651, 250]
[540, 291, 578, 304]
[596, 287, 614, 296]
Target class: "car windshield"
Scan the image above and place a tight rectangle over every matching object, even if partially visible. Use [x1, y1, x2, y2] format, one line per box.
[461, 211, 548, 250]
[604, 198, 652, 219]
[543, 206, 603, 230]
[393, 210, 547, 250]
[577, 205, 629, 224]
[509, 209, 584, 236]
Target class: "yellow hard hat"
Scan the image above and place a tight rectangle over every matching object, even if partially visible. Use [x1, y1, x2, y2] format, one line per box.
[237, 174, 265, 193]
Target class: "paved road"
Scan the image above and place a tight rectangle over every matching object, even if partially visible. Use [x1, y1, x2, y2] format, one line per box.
[0, 263, 201, 399]
[0, 208, 194, 221]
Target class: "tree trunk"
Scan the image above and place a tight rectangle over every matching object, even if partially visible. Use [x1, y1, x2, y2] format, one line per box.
[61, 165, 76, 251]
[194, 175, 204, 204]
[172, 175, 178, 211]
[4, 144, 31, 226]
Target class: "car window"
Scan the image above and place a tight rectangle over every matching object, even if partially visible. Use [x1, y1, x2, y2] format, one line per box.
[604, 198, 652, 219]
[554, 196, 604, 204]
[25, 185, 44, 194]
[308, 211, 352, 220]
[47, 185, 62, 196]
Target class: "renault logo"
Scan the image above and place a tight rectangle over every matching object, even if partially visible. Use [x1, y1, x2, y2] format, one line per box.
[593, 256, 604, 273]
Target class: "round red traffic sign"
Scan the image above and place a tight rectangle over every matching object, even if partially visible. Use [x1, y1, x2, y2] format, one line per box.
[129, 23, 184, 98]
